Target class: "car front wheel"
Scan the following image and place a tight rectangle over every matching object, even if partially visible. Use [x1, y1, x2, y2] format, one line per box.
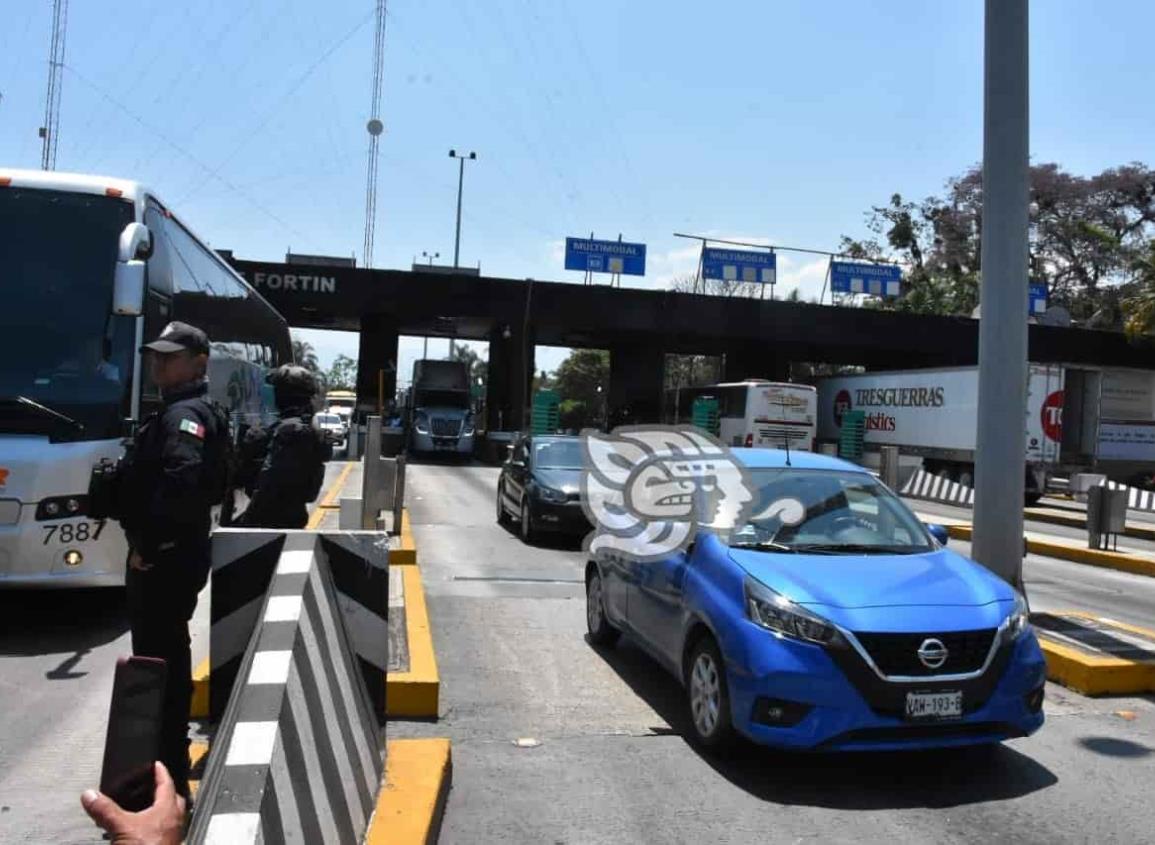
[686, 636, 736, 750]
[520, 497, 536, 543]
[496, 483, 511, 525]
[586, 567, 619, 647]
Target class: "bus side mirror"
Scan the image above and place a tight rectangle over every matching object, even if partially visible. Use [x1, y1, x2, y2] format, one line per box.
[118, 222, 152, 262]
[113, 260, 146, 316]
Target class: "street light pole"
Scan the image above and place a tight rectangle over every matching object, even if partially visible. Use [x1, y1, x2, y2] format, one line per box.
[973, 0, 1029, 589]
[449, 149, 477, 269]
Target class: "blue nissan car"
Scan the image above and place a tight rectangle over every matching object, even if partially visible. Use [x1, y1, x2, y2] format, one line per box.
[585, 449, 1046, 752]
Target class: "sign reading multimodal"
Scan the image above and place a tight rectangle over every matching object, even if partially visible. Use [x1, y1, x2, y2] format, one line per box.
[564, 237, 647, 276]
[1029, 282, 1048, 316]
[701, 248, 777, 285]
[830, 261, 902, 297]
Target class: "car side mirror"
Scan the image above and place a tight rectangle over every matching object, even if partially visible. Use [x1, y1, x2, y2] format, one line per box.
[113, 260, 146, 316]
[924, 523, 950, 546]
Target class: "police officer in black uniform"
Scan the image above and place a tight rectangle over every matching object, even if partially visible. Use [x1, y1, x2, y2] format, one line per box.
[236, 364, 331, 529]
[118, 322, 228, 802]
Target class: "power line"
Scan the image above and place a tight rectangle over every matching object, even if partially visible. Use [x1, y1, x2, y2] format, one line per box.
[363, 0, 388, 268]
[39, 0, 68, 170]
[64, 64, 305, 238]
[175, 5, 377, 207]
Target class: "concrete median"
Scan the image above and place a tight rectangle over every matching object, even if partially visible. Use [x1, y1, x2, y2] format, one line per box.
[1031, 611, 1155, 696]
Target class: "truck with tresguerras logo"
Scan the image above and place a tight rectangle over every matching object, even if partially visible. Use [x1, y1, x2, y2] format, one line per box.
[818, 364, 1155, 502]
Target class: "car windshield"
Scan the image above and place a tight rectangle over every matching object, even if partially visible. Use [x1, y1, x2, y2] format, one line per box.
[317, 414, 340, 425]
[0, 188, 137, 440]
[728, 468, 934, 554]
[534, 439, 582, 469]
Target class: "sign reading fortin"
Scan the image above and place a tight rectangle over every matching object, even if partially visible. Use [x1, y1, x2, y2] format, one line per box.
[564, 237, 646, 276]
[701, 247, 777, 285]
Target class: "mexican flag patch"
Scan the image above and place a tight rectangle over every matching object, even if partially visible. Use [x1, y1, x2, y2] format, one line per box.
[179, 418, 205, 439]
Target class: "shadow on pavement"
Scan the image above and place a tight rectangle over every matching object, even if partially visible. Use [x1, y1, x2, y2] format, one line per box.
[0, 587, 128, 659]
[1079, 736, 1153, 758]
[590, 636, 1059, 810]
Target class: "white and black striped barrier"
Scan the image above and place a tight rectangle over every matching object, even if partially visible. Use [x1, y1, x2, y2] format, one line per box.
[188, 531, 387, 844]
[901, 469, 976, 507]
[210, 531, 390, 721]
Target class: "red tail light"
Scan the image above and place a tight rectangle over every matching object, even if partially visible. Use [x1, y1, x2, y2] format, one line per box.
[745, 433, 754, 447]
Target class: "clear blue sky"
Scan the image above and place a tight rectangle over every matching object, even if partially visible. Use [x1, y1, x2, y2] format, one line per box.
[2, 0, 1152, 377]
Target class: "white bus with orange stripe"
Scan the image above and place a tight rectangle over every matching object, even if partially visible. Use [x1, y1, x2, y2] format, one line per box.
[0, 169, 290, 588]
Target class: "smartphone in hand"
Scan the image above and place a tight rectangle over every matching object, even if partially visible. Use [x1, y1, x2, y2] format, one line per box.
[99, 656, 167, 812]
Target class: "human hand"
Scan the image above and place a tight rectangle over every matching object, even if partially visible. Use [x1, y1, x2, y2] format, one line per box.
[128, 551, 152, 572]
[80, 761, 186, 845]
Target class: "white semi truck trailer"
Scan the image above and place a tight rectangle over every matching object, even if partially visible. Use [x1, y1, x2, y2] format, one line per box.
[816, 364, 1155, 504]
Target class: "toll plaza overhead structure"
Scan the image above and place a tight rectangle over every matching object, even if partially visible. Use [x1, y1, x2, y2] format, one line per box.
[229, 258, 1155, 432]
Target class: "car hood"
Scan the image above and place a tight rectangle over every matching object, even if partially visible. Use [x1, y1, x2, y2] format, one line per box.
[532, 468, 582, 495]
[729, 546, 1015, 612]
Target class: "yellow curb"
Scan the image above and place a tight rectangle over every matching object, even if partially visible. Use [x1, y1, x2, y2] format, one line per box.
[390, 508, 418, 566]
[190, 657, 210, 719]
[387, 565, 440, 718]
[189, 740, 210, 798]
[942, 523, 1155, 579]
[365, 738, 452, 845]
[1024, 507, 1155, 542]
[1038, 637, 1155, 696]
[306, 461, 356, 530]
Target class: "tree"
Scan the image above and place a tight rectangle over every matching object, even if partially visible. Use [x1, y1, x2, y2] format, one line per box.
[291, 336, 320, 373]
[841, 162, 1155, 326]
[1123, 242, 1155, 338]
[669, 272, 762, 299]
[450, 343, 487, 390]
[326, 354, 357, 391]
[664, 354, 722, 392]
[553, 349, 609, 429]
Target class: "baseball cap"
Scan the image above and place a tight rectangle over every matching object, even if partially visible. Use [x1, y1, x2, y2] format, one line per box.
[140, 321, 210, 356]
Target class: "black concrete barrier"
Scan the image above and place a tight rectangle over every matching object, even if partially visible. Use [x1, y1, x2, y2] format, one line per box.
[188, 531, 387, 844]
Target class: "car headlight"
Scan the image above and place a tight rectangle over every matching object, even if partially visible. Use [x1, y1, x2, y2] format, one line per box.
[537, 485, 567, 504]
[1003, 591, 1031, 641]
[744, 578, 843, 646]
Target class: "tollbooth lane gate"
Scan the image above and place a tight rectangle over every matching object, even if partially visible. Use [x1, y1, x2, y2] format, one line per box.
[229, 258, 1155, 432]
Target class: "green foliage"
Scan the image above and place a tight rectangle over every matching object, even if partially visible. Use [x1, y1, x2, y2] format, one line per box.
[841, 162, 1155, 326]
[291, 336, 320, 373]
[326, 354, 357, 391]
[553, 349, 609, 429]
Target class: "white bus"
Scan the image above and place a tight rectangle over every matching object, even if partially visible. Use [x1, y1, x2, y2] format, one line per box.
[0, 169, 291, 588]
[668, 379, 818, 451]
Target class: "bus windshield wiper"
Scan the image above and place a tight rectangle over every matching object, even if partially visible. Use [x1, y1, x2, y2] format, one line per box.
[0, 396, 85, 434]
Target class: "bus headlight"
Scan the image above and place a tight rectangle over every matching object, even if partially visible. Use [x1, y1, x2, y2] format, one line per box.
[37, 496, 88, 521]
[63, 549, 83, 567]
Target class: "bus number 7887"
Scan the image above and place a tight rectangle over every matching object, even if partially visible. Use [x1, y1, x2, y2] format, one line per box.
[42, 521, 106, 545]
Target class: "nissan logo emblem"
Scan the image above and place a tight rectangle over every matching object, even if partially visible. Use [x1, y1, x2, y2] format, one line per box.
[917, 638, 949, 670]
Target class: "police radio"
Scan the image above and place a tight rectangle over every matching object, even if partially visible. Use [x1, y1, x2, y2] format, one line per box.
[87, 418, 137, 522]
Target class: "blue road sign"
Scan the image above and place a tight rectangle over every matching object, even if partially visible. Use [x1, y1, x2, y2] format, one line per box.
[830, 260, 903, 297]
[564, 237, 647, 276]
[701, 247, 777, 284]
[1029, 282, 1048, 316]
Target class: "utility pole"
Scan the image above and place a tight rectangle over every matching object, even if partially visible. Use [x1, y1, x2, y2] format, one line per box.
[973, 0, 1029, 589]
[39, 0, 69, 170]
[449, 149, 477, 269]
[362, 0, 388, 268]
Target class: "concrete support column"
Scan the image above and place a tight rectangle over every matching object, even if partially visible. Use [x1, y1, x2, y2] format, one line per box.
[609, 343, 664, 427]
[355, 314, 398, 417]
[486, 325, 534, 432]
[723, 346, 787, 383]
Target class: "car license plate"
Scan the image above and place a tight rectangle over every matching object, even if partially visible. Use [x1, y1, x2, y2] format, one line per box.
[905, 690, 962, 720]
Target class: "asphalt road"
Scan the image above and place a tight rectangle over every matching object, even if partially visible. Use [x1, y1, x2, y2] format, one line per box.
[908, 499, 1155, 630]
[394, 460, 1155, 845]
[0, 458, 349, 845]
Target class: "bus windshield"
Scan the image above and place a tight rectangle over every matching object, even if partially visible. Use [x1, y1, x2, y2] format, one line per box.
[0, 188, 137, 440]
